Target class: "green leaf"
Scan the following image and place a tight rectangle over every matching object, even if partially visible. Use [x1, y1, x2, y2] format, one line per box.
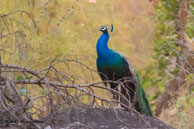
[17, 75, 24, 80]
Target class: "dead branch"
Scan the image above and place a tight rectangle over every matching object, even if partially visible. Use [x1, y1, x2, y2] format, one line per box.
[0, 60, 141, 128]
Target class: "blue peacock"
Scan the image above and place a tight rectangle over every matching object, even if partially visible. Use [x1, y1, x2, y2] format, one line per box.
[96, 25, 152, 116]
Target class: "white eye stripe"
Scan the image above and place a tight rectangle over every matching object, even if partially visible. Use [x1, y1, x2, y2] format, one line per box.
[101, 28, 106, 31]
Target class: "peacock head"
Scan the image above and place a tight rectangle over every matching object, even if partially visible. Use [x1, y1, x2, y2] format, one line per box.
[99, 24, 114, 34]
[99, 26, 108, 34]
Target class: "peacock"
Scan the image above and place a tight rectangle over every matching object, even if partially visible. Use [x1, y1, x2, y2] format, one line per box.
[96, 25, 152, 116]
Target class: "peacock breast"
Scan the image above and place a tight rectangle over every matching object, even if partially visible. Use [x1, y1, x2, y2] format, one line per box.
[97, 55, 126, 80]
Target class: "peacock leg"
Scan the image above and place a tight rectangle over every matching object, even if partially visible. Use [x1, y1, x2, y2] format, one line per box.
[110, 83, 119, 100]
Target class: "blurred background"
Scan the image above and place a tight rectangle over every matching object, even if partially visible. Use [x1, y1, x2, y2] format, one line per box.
[0, 0, 193, 128]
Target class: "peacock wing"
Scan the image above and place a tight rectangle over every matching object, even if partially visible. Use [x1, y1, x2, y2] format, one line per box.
[116, 51, 138, 85]
[116, 51, 152, 116]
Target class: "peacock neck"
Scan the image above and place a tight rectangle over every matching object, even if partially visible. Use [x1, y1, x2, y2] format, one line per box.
[97, 32, 114, 59]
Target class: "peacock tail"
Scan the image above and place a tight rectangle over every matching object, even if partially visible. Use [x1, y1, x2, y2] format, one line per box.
[136, 73, 152, 116]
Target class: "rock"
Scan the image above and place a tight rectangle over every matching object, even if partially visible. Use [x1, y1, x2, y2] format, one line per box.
[0, 107, 175, 129]
[44, 107, 175, 129]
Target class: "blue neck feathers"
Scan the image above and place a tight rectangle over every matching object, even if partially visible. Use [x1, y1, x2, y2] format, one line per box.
[96, 31, 114, 59]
